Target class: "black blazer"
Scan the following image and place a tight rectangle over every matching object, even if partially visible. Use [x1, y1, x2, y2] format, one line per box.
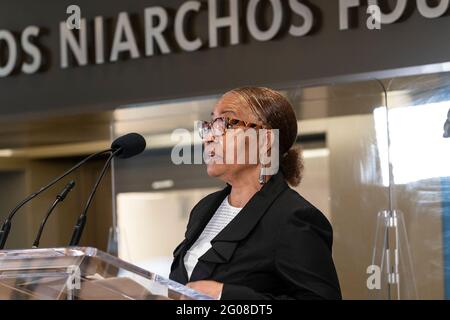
[169, 171, 342, 300]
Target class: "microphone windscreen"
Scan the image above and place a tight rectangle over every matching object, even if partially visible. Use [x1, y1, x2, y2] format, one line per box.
[111, 133, 146, 159]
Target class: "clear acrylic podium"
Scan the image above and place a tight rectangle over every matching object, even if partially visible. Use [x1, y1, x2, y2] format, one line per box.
[0, 247, 213, 300]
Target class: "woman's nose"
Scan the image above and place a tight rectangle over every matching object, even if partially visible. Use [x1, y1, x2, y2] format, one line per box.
[203, 130, 215, 143]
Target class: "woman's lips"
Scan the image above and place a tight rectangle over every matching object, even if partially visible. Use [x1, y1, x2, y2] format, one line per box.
[205, 146, 215, 157]
[205, 148, 222, 163]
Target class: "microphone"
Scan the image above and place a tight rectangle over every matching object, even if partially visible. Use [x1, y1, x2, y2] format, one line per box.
[68, 133, 146, 246]
[111, 132, 147, 159]
[0, 148, 112, 250]
[32, 181, 76, 249]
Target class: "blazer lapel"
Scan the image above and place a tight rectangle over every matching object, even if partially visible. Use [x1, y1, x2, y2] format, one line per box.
[173, 185, 230, 284]
[190, 171, 288, 282]
[184, 185, 231, 247]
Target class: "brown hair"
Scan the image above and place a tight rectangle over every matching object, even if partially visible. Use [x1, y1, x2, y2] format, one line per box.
[228, 87, 304, 187]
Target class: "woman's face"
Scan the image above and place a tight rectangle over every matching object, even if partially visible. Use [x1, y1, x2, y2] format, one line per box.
[204, 93, 262, 184]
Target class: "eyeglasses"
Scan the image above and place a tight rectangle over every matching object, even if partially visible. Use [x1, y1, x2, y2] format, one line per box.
[197, 117, 264, 139]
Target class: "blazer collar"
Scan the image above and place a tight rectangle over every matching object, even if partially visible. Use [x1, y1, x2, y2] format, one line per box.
[187, 171, 289, 283]
[213, 171, 288, 242]
[184, 185, 231, 243]
[185, 171, 289, 250]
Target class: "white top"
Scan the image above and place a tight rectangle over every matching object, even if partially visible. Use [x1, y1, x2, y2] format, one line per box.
[184, 196, 242, 280]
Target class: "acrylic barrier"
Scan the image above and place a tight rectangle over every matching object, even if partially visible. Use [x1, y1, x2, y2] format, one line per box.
[0, 247, 213, 300]
[110, 73, 450, 299]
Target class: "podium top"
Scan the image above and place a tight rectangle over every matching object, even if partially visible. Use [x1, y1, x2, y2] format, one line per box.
[0, 247, 213, 300]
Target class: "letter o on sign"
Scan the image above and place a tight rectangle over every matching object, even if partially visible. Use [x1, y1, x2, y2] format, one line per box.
[367, 0, 408, 24]
[247, 0, 283, 41]
[417, 0, 449, 18]
[0, 30, 17, 77]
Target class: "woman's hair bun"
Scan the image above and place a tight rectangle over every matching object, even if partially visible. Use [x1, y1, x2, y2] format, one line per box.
[226, 87, 304, 187]
[280, 146, 304, 187]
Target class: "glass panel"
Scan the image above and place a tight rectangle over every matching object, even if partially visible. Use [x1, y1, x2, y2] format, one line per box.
[286, 81, 391, 300]
[384, 73, 450, 300]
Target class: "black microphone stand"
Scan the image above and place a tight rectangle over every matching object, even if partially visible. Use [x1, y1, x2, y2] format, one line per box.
[32, 181, 76, 248]
[69, 148, 121, 246]
[0, 149, 112, 250]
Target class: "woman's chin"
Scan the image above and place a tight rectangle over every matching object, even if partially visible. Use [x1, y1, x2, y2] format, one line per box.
[206, 163, 225, 177]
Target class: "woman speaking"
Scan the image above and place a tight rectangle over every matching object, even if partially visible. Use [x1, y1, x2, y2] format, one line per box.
[169, 87, 341, 300]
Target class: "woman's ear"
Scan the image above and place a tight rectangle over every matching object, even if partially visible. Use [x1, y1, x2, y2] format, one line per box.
[262, 129, 277, 154]
[259, 129, 272, 162]
[259, 128, 280, 174]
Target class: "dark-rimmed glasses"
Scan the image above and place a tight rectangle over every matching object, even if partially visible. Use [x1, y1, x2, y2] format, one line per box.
[197, 117, 265, 139]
